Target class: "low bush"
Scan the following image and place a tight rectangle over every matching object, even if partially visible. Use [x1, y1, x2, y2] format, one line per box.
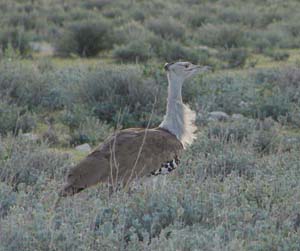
[83, 0, 111, 10]
[1, 122, 300, 250]
[218, 48, 248, 68]
[0, 27, 31, 55]
[189, 67, 299, 122]
[197, 24, 246, 49]
[184, 132, 257, 181]
[146, 17, 185, 40]
[184, 6, 213, 28]
[74, 65, 166, 127]
[70, 116, 113, 146]
[264, 49, 290, 61]
[0, 61, 68, 111]
[157, 41, 201, 63]
[55, 18, 113, 57]
[8, 11, 39, 31]
[0, 101, 36, 136]
[207, 118, 256, 142]
[0, 135, 70, 189]
[0, 182, 17, 218]
[0, 101, 20, 135]
[112, 40, 152, 62]
[113, 21, 154, 45]
[59, 105, 92, 131]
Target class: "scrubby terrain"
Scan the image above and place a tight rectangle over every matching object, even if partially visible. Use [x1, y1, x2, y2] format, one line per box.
[1, 0, 300, 250]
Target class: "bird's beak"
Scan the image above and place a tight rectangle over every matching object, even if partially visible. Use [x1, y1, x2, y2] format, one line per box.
[201, 65, 213, 72]
[194, 65, 212, 71]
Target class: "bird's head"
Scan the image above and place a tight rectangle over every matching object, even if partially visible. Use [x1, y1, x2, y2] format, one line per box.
[164, 61, 211, 81]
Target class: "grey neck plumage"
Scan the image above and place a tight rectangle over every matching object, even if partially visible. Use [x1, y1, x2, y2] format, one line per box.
[159, 74, 196, 148]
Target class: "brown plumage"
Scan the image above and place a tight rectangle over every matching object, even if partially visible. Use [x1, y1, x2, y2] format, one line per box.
[61, 127, 183, 196]
[60, 62, 211, 196]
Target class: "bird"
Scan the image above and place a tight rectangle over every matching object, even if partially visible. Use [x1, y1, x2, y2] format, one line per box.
[59, 62, 211, 196]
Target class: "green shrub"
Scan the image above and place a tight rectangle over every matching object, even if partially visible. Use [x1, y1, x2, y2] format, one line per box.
[157, 41, 201, 63]
[74, 65, 165, 127]
[0, 101, 20, 135]
[253, 129, 279, 154]
[130, 8, 146, 22]
[1, 134, 300, 250]
[0, 27, 31, 55]
[0, 100, 36, 136]
[56, 18, 113, 57]
[250, 68, 297, 120]
[112, 22, 157, 62]
[0, 182, 17, 218]
[146, 17, 185, 40]
[184, 7, 213, 28]
[191, 73, 252, 115]
[83, 0, 111, 10]
[253, 94, 291, 120]
[0, 135, 70, 188]
[8, 11, 39, 30]
[197, 24, 246, 49]
[264, 49, 290, 61]
[112, 40, 152, 62]
[16, 112, 37, 133]
[289, 106, 300, 128]
[70, 116, 113, 146]
[46, 8, 66, 26]
[0, 61, 67, 111]
[184, 132, 257, 181]
[207, 118, 256, 142]
[254, 29, 288, 49]
[113, 21, 154, 45]
[218, 48, 248, 68]
[59, 105, 93, 131]
[189, 67, 299, 121]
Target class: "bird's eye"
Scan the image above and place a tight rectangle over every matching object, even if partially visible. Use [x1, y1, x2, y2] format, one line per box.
[185, 64, 189, 68]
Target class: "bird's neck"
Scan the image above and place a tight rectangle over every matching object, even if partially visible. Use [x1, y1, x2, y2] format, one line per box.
[159, 74, 196, 148]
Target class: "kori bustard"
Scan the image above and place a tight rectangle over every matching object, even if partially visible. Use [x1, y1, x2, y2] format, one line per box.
[60, 62, 210, 196]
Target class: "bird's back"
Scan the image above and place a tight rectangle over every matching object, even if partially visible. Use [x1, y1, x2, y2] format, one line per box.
[62, 127, 183, 195]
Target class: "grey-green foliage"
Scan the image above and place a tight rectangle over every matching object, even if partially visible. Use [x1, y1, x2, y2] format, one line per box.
[0, 182, 17, 217]
[113, 41, 152, 62]
[218, 48, 248, 68]
[74, 65, 166, 127]
[1, 105, 300, 251]
[70, 116, 113, 146]
[157, 40, 204, 63]
[0, 61, 65, 111]
[0, 101, 20, 135]
[197, 23, 247, 49]
[2, 0, 300, 64]
[188, 67, 300, 123]
[56, 18, 113, 57]
[0, 61, 166, 129]
[0, 100, 37, 135]
[207, 118, 257, 142]
[0, 135, 70, 189]
[0, 26, 31, 55]
[0, 61, 299, 131]
[112, 21, 154, 62]
[1, 129, 300, 250]
[146, 17, 185, 40]
[264, 49, 290, 61]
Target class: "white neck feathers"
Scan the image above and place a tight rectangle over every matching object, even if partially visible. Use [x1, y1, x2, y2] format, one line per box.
[159, 74, 196, 148]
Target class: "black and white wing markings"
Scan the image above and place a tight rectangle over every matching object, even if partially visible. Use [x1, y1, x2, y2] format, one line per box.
[151, 156, 180, 176]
